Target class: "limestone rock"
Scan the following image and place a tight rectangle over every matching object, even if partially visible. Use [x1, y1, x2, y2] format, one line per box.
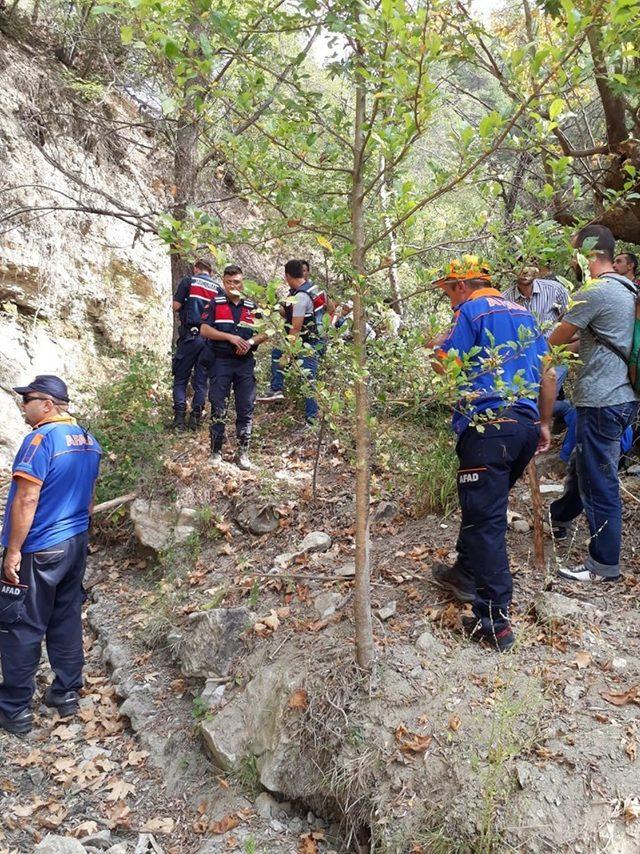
[377, 600, 397, 621]
[235, 499, 280, 535]
[335, 562, 355, 578]
[535, 592, 602, 625]
[129, 499, 196, 553]
[298, 531, 332, 553]
[512, 519, 530, 533]
[313, 591, 342, 618]
[255, 791, 280, 819]
[119, 689, 156, 730]
[201, 679, 226, 709]
[177, 608, 251, 677]
[373, 500, 400, 521]
[34, 836, 87, 854]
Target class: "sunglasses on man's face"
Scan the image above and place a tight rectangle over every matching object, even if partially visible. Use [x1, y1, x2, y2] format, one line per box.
[21, 395, 49, 404]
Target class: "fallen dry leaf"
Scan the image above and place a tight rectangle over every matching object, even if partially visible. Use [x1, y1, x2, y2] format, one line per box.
[104, 779, 137, 801]
[73, 820, 99, 838]
[288, 689, 309, 711]
[124, 750, 149, 768]
[298, 833, 319, 854]
[209, 814, 240, 834]
[601, 685, 640, 707]
[141, 817, 175, 834]
[573, 651, 591, 670]
[395, 725, 432, 754]
[263, 610, 280, 631]
[448, 714, 462, 732]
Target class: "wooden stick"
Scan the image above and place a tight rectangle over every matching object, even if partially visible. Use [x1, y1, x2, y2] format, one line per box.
[92, 492, 138, 515]
[526, 460, 545, 570]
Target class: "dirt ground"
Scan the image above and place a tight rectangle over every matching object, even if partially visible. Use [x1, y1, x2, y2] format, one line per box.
[2, 403, 640, 853]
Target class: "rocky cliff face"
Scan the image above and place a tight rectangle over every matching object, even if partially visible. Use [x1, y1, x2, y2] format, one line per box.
[0, 19, 288, 470]
[0, 31, 174, 468]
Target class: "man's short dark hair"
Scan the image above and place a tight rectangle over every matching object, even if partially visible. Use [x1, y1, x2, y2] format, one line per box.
[285, 259, 304, 278]
[573, 225, 616, 262]
[620, 252, 639, 275]
[223, 264, 243, 276]
[193, 258, 212, 274]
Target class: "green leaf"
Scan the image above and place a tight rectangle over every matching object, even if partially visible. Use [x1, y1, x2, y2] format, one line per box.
[549, 98, 564, 121]
[121, 26, 134, 46]
[164, 39, 181, 60]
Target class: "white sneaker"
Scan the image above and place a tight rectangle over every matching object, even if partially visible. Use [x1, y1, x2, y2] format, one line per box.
[557, 564, 620, 583]
[236, 450, 252, 471]
[211, 451, 224, 466]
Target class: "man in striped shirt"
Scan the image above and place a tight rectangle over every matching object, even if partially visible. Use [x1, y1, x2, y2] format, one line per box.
[502, 265, 569, 336]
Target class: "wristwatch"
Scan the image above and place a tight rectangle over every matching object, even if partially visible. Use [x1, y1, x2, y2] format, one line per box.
[248, 337, 255, 346]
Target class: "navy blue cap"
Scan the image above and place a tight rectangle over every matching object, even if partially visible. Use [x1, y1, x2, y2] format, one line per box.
[13, 375, 70, 403]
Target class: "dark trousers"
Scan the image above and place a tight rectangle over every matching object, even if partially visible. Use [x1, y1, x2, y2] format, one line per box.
[209, 356, 255, 451]
[0, 531, 88, 716]
[454, 408, 540, 632]
[550, 402, 638, 577]
[172, 334, 210, 413]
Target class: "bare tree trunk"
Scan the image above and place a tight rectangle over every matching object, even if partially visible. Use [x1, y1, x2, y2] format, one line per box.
[526, 461, 545, 571]
[351, 49, 375, 672]
[380, 155, 403, 315]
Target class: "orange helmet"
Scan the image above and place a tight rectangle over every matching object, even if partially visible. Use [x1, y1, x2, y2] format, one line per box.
[433, 255, 491, 287]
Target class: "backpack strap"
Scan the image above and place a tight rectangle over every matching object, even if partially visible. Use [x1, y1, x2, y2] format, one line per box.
[586, 274, 639, 363]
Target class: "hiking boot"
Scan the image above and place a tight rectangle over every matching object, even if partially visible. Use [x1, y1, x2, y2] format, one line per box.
[43, 687, 79, 717]
[431, 562, 475, 603]
[256, 389, 284, 402]
[235, 448, 252, 471]
[0, 707, 34, 735]
[187, 410, 203, 430]
[461, 615, 515, 652]
[172, 410, 187, 431]
[557, 564, 621, 583]
[211, 451, 224, 466]
[550, 524, 568, 542]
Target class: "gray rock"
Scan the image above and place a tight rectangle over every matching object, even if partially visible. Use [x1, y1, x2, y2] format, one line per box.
[289, 817, 304, 834]
[415, 629, 445, 657]
[27, 766, 45, 786]
[83, 747, 111, 762]
[102, 640, 129, 672]
[255, 791, 280, 819]
[313, 591, 342, 618]
[535, 592, 602, 625]
[201, 679, 226, 708]
[235, 500, 280, 535]
[298, 531, 332, 553]
[335, 562, 355, 578]
[512, 519, 530, 533]
[177, 608, 251, 678]
[373, 501, 400, 521]
[130, 498, 195, 553]
[270, 819, 286, 833]
[34, 837, 88, 854]
[377, 600, 397, 621]
[105, 845, 129, 854]
[80, 832, 112, 850]
[539, 483, 564, 494]
[119, 689, 156, 730]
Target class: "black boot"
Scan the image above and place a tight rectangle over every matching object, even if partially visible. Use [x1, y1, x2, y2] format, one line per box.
[172, 408, 187, 431]
[43, 687, 80, 717]
[0, 707, 34, 735]
[187, 408, 203, 430]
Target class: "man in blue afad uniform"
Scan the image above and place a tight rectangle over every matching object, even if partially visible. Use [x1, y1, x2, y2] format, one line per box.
[429, 259, 556, 652]
[0, 376, 101, 734]
[172, 259, 222, 431]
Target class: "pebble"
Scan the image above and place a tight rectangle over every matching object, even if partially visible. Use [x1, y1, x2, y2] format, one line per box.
[270, 819, 286, 833]
[83, 746, 111, 761]
[255, 791, 279, 819]
[612, 657, 627, 670]
[299, 531, 332, 553]
[335, 563, 355, 578]
[563, 683, 584, 702]
[27, 767, 45, 786]
[512, 519, 530, 533]
[377, 601, 397, 621]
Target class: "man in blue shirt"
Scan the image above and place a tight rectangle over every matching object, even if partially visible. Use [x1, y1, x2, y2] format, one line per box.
[0, 376, 101, 733]
[429, 259, 556, 652]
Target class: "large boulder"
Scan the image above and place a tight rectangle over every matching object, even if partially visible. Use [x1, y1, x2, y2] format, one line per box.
[176, 608, 252, 678]
[129, 499, 196, 553]
[234, 499, 280, 535]
[200, 660, 300, 785]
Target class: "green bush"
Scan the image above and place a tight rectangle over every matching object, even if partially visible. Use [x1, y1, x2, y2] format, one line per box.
[91, 354, 170, 503]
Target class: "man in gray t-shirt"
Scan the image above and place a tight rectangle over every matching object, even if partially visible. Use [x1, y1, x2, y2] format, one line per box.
[548, 225, 639, 585]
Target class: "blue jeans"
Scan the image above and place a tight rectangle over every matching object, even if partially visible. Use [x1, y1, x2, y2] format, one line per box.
[270, 345, 321, 422]
[555, 364, 568, 395]
[550, 402, 639, 577]
[172, 334, 209, 413]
